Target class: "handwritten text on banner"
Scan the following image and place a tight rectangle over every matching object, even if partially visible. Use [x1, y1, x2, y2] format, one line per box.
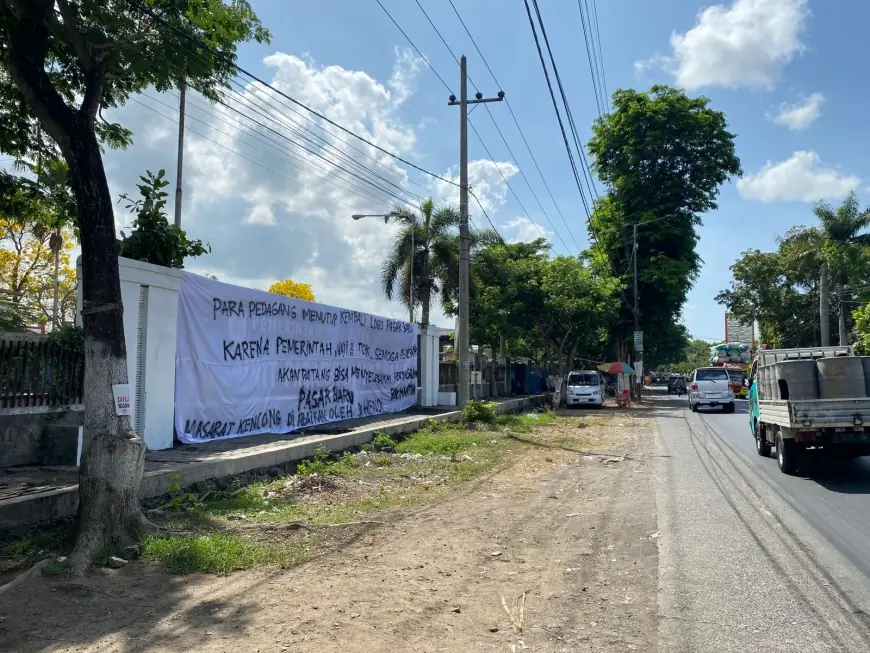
[174, 272, 419, 444]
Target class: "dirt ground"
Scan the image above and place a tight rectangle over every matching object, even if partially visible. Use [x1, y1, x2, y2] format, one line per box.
[0, 411, 658, 653]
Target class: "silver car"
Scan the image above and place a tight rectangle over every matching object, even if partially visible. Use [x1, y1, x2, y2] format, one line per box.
[566, 370, 604, 408]
[688, 367, 735, 413]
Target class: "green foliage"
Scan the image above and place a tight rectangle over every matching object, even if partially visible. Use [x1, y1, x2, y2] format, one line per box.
[853, 304, 870, 354]
[462, 400, 497, 424]
[394, 431, 486, 457]
[297, 445, 336, 476]
[0, 527, 65, 559]
[467, 240, 619, 371]
[717, 192, 870, 348]
[0, 296, 30, 332]
[370, 432, 397, 452]
[0, 1, 270, 159]
[47, 325, 84, 351]
[382, 197, 499, 325]
[141, 533, 305, 575]
[671, 339, 714, 375]
[586, 86, 741, 359]
[118, 170, 209, 268]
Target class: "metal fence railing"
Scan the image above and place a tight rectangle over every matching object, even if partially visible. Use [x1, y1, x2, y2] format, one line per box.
[0, 338, 84, 409]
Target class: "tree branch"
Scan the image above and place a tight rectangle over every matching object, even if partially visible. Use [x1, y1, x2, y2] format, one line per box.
[54, 0, 93, 70]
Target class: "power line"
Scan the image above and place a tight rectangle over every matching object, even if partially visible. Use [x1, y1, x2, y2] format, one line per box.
[522, 0, 591, 221]
[447, 0, 581, 250]
[530, 0, 599, 204]
[588, 0, 609, 112]
[395, 0, 573, 252]
[576, 0, 604, 117]
[125, 0, 461, 189]
[129, 97, 359, 210]
[165, 90, 402, 207]
[151, 24, 430, 208]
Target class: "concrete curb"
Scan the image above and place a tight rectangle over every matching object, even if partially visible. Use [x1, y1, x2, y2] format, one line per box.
[0, 395, 543, 530]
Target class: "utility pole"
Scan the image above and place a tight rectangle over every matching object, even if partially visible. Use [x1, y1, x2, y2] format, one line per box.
[633, 223, 641, 398]
[448, 55, 504, 407]
[174, 82, 186, 228]
[820, 261, 829, 346]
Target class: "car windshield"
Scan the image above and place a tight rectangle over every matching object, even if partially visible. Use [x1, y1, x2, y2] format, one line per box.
[568, 373, 599, 386]
[696, 369, 730, 381]
[728, 371, 745, 383]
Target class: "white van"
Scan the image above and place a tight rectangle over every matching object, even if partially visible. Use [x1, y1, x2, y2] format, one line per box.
[566, 370, 604, 408]
[688, 367, 735, 413]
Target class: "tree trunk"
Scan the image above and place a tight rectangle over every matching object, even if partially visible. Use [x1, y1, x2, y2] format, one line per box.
[420, 253, 430, 328]
[66, 115, 149, 570]
[820, 262, 829, 346]
[615, 336, 629, 364]
[2, 11, 147, 570]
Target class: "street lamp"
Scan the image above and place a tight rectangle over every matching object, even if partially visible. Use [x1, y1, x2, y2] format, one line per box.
[352, 213, 416, 323]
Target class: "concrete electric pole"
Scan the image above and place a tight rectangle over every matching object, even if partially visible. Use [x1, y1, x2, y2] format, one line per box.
[820, 261, 829, 346]
[448, 55, 503, 407]
[174, 82, 186, 229]
[633, 223, 642, 397]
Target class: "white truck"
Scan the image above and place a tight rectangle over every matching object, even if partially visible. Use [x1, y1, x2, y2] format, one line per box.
[749, 346, 870, 474]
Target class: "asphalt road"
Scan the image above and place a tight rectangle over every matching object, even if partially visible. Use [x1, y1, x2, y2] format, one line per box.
[651, 387, 870, 652]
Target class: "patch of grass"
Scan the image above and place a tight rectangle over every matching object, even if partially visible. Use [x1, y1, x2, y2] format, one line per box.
[365, 432, 397, 452]
[0, 527, 66, 559]
[463, 400, 497, 424]
[497, 410, 556, 433]
[143, 410, 567, 574]
[140, 533, 307, 575]
[394, 429, 495, 457]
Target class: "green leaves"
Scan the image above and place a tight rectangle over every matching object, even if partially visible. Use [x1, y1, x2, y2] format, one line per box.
[586, 85, 741, 361]
[117, 168, 208, 269]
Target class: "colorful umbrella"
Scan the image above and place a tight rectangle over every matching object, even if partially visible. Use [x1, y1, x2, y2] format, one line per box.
[597, 362, 635, 375]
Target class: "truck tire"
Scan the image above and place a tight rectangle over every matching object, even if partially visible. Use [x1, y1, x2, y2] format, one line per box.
[755, 421, 771, 457]
[776, 432, 800, 475]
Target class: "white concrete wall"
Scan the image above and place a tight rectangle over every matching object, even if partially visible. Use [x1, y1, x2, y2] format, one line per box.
[77, 256, 182, 451]
[419, 326, 447, 407]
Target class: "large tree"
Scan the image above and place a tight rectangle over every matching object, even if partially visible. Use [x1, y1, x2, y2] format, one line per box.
[780, 192, 870, 345]
[586, 86, 741, 361]
[0, 0, 268, 568]
[382, 198, 498, 327]
[716, 248, 824, 348]
[0, 215, 77, 325]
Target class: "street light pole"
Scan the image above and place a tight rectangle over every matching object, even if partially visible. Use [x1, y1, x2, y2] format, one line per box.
[448, 56, 504, 407]
[352, 213, 415, 323]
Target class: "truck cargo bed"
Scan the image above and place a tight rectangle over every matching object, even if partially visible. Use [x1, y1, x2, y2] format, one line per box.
[758, 397, 870, 429]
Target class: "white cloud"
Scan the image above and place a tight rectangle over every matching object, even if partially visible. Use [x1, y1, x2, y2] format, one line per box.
[737, 151, 860, 202]
[772, 92, 824, 130]
[503, 217, 552, 243]
[637, 0, 809, 90]
[430, 158, 520, 220]
[102, 48, 526, 329]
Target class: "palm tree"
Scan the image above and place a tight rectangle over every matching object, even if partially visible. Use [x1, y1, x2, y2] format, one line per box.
[784, 191, 870, 345]
[381, 199, 458, 327]
[381, 198, 498, 327]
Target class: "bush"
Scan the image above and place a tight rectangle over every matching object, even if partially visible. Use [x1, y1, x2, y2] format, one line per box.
[462, 400, 497, 425]
[370, 432, 396, 452]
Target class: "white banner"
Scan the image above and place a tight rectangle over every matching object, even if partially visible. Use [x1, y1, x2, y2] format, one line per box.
[174, 272, 419, 444]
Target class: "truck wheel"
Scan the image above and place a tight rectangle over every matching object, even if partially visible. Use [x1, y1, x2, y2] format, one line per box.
[776, 432, 799, 475]
[755, 422, 771, 457]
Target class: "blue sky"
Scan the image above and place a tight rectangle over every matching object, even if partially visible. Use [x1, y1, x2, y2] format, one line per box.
[99, 0, 866, 344]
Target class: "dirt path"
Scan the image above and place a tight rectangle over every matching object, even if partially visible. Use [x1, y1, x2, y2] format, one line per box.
[0, 413, 658, 652]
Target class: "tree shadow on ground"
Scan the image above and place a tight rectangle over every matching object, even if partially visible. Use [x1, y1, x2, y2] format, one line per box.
[0, 521, 374, 652]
